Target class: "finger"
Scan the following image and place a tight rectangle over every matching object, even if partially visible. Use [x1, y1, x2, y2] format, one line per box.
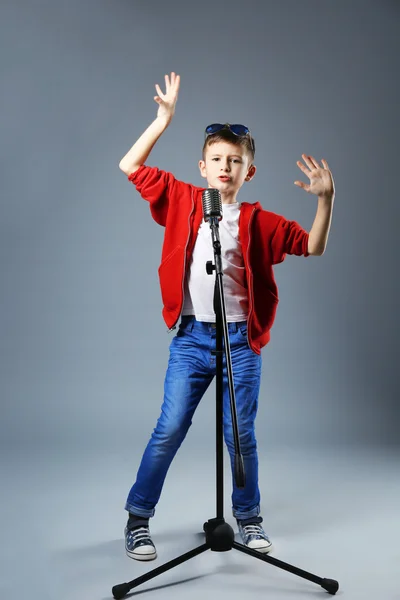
[169, 72, 179, 90]
[297, 160, 310, 177]
[174, 74, 180, 90]
[302, 154, 316, 170]
[294, 181, 310, 192]
[308, 155, 320, 169]
[321, 159, 329, 170]
[165, 74, 170, 90]
[155, 83, 165, 99]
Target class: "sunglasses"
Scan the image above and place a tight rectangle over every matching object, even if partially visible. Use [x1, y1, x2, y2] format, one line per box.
[204, 123, 255, 153]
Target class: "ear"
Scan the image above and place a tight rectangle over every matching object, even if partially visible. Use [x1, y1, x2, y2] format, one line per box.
[245, 164, 256, 182]
[198, 159, 207, 179]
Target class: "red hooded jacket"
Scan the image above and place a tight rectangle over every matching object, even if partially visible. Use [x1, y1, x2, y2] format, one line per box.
[128, 164, 310, 355]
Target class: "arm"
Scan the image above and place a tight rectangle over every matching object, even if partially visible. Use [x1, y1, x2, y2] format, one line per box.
[118, 72, 181, 176]
[294, 154, 335, 256]
[307, 195, 334, 255]
[119, 116, 172, 176]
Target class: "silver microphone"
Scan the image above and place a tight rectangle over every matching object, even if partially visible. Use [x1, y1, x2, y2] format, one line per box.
[202, 189, 222, 222]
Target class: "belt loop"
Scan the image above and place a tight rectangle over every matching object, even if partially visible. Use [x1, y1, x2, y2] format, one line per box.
[185, 316, 194, 332]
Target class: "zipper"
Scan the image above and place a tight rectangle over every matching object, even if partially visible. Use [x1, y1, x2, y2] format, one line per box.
[167, 187, 195, 332]
[246, 207, 257, 349]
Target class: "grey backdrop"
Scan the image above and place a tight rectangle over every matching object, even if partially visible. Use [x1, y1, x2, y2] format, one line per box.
[1, 0, 398, 453]
[1, 1, 399, 598]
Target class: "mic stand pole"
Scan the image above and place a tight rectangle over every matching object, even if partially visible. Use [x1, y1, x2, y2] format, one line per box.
[112, 216, 339, 599]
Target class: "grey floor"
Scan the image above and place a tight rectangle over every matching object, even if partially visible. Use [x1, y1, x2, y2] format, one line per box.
[2, 444, 399, 599]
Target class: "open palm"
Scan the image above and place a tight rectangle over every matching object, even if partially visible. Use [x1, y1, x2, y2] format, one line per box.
[294, 154, 335, 199]
[154, 72, 180, 121]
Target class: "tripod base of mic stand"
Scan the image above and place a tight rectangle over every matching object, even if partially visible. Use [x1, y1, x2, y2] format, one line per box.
[112, 517, 339, 599]
[203, 517, 235, 551]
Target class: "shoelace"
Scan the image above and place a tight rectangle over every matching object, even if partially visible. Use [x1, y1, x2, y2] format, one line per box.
[128, 527, 151, 543]
[242, 524, 265, 538]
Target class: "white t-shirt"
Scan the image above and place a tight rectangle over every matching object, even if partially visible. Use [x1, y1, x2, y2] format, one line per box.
[182, 202, 249, 322]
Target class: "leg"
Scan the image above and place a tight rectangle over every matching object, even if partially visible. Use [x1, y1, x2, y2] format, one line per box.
[125, 318, 213, 517]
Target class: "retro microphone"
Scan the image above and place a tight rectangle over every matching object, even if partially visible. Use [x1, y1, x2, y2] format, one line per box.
[202, 188, 223, 222]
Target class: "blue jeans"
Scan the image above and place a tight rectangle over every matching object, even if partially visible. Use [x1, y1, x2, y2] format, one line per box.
[125, 315, 263, 521]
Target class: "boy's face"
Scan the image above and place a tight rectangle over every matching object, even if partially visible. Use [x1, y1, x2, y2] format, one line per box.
[198, 141, 256, 201]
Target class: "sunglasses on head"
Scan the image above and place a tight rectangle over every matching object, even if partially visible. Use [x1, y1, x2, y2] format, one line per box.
[204, 123, 255, 153]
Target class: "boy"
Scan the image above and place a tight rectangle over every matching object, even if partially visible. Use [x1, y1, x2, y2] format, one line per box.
[119, 72, 335, 561]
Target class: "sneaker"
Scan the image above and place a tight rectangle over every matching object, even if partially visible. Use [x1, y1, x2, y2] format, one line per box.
[238, 521, 273, 553]
[124, 525, 157, 561]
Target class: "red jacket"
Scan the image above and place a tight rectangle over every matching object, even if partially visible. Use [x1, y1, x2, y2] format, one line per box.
[128, 164, 310, 355]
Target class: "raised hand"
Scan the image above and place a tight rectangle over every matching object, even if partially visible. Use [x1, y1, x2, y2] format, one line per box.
[294, 154, 335, 199]
[154, 72, 181, 122]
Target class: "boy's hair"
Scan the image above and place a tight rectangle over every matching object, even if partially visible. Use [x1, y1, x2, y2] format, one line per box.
[202, 128, 255, 164]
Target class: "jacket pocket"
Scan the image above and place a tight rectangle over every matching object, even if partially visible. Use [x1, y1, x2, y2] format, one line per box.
[251, 279, 279, 333]
[158, 245, 184, 313]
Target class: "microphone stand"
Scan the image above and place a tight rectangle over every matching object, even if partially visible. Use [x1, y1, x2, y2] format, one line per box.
[112, 215, 339, 600]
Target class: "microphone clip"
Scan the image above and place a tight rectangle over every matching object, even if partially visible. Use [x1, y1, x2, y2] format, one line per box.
[206, 261, 215, 275]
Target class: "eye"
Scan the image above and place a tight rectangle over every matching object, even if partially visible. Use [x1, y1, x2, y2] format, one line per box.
[211, 158, 241, 162]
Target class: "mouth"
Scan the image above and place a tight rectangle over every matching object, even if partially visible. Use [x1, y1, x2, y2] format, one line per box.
[218, 176, 231, 182]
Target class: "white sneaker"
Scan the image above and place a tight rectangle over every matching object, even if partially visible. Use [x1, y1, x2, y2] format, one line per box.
[238, 521, 273, 553]
[124, 526, 157, 561]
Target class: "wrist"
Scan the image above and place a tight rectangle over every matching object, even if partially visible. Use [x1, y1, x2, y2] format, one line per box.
[318, 192, 334, 204]
[157, 115, 173, 128]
